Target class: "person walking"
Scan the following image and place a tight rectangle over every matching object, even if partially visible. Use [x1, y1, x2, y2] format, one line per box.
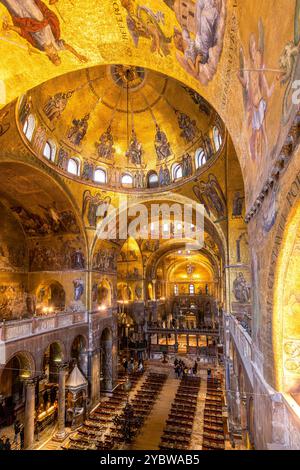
[13, 419, 20, 447]
[123, 358, 128, 374]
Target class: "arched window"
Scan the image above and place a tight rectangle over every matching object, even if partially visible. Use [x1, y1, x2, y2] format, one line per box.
[174, 285, 179, 296]
[173, 163, 183, 181]
[213, 126, 222, 152]
[43, 140, 56, 162]
[148, 171, 159, 188]
[23, 114, 35, 142]
[67, 157, 80, 176]
[195, 148, 206, 169]
[189, 284, 195, 295]
[94, 167, 107, 184]
[121, 173, 133, 187]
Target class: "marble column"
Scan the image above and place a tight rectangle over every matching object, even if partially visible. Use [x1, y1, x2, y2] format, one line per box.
[55, 363, 69, 441]
[90, 351, 100, 404]
[24, 378, 36, 449]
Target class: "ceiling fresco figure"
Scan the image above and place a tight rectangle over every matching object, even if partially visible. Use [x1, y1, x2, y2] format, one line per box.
[121, 0, 172, 56]
[171, 0, 227, 85]
[277, 0, 300, 126]
[1, 0, 88, 65]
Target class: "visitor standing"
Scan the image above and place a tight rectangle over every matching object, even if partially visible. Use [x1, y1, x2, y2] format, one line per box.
[13, 419, 20, 447]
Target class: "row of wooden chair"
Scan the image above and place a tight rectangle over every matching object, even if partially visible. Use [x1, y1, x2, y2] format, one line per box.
[159, 375, 201, 451]
[202, 377, 225, 451]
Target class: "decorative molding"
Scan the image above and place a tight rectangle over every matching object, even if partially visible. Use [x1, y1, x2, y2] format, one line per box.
[245, 111, 300, 224]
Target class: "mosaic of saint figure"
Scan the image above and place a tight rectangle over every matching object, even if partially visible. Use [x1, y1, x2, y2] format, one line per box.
[126, 130, 143, 165]
[133, 170, 145, 188]
[232, 272, 251, 304]
[43, 90, 74, 122]
[182, 153, 192, 177]
[57, 147, 68, 170]
[238, 19, 275, 161]
[19, 95, 32, 125]
[32, 125, 47, 154]
[67, 114, 89, 147]
[175, 110, 198, 143]
[73, 278, 84, 302]
[82, 161, 94, 181]
[154, 125, 172, 161]
[1, 0, 88, 65]
[232, 192, 244, 217]
[120, 0, 172, 56]
[96, 126, 115, 160]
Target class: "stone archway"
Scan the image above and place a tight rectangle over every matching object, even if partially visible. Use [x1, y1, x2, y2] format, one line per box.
[71, 335, 88, 377]
[274, 201, 300, 401]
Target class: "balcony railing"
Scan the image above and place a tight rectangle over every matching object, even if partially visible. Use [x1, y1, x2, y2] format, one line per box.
[146, 325, 219, 336]
[226, 313, 253, 386]
[0, 310, 88, 343]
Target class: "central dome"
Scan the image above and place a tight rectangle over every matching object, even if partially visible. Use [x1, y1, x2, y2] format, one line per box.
[19, 64, 224, 190]
[110, 65, 147, 91]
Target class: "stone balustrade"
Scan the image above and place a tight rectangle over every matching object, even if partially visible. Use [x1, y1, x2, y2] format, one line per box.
[226, 312, 253, 386]
[0, 310, 88, 343]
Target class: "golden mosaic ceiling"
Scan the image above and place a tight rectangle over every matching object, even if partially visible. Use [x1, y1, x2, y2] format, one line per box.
[28, 64, 218, 171]
[0, 0, 298, 208]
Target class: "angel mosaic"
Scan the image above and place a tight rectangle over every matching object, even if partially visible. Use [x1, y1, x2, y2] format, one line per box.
[120, 0, 172, 56]
[238, 19, 275, 162]
[82, 190, 111, 228]
[154, 125, 172, 161]
[43, 90, 74, 122]
[67, 114, 89, 147]
[168, 0, 227, 86]
[96, 126, 115, 160]
[1, 0, 88, 65]
[193, 174, 226, 220]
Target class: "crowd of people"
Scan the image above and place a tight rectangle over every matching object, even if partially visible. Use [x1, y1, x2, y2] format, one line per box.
[174, 358, 198, 379]
[122, 357, 144, 374]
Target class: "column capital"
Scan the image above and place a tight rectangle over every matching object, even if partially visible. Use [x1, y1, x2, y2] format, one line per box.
[24, 376, 39, 387]
[57, 362, 69, 372]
